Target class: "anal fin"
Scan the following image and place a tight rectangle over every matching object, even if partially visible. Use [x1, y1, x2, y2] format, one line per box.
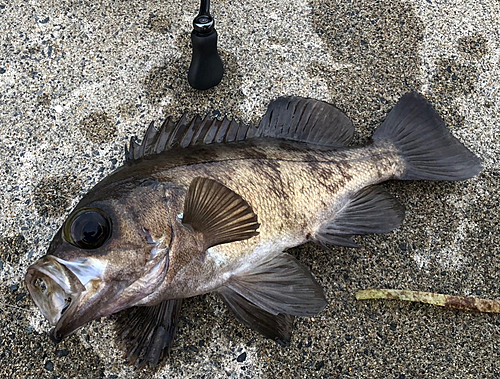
[314, 185, 405, 248]
[115, 299, 183, 368]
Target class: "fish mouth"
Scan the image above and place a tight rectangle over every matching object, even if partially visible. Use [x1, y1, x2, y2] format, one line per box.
[25, 255, 105, 341]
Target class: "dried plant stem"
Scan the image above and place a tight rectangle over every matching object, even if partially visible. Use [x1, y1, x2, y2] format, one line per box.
[355, 289, 500, 313]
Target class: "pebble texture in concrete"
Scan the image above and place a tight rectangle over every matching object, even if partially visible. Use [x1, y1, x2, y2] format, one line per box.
[1, 0, 499, 378]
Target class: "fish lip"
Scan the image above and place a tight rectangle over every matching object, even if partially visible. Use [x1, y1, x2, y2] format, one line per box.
[25, 256, 86, 337]
[49, 326, 64, 343]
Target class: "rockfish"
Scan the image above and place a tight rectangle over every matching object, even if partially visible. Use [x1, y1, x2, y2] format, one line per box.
[25, 93, 481, 367]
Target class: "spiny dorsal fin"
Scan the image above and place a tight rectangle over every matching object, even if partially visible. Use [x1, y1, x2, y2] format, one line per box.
[125, 97, 354, 161]
[125, 115, 252, 161]
[182, 177, 259, 250]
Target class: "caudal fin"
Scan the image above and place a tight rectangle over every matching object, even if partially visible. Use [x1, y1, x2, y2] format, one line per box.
[372, 92, 481, 181]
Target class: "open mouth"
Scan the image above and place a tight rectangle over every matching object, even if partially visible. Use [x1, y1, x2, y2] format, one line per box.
[25, 256, 85, 328]
[26, 255, 109, 341]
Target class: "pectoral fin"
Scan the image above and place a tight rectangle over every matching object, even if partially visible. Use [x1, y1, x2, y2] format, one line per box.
[115, 299, 183, 368]
[314, 185, 405, 248]
[219, 287, 293, 346]
[223, 253, 327, 317]
[182, 177, 260, 250]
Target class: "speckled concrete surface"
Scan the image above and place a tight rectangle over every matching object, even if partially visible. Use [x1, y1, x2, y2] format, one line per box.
[1, 0, 499, 378]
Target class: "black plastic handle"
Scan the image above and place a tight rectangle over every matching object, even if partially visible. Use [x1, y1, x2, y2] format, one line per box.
[188, 0, 224, 90]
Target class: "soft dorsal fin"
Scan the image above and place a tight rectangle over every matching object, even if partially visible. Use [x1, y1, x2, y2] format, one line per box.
[182, 177, 260, 250]
[250, 97, 354, 146]
[125, 97, 354, 161]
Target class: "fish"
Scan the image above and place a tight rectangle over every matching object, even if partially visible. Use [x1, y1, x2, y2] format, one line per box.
[25, 92, 481, 367]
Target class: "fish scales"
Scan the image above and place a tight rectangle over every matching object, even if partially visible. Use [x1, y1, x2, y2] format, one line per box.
[149, 143, 403, 271]
[25, 93, 481, 367]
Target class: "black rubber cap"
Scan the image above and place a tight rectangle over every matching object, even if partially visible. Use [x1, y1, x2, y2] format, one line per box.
[188, 28, 224, 90]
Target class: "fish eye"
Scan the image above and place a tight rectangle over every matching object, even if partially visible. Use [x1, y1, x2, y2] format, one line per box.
[63, 208, 111, 249]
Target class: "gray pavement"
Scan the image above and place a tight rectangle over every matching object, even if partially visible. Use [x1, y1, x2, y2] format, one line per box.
[1, 0, 499, 378]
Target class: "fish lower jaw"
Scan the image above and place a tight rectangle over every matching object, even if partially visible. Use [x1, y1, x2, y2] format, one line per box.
[26, 258, 85, 327]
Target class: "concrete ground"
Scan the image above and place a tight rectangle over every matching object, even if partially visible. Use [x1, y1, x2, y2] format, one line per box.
[1, 0, 499, 378]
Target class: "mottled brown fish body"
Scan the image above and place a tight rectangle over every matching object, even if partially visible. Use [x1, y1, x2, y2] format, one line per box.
[135, 142, 402, 296]
[25, 93, 481, 367]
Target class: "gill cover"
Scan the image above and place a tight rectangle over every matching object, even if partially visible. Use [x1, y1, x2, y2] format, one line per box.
[113, 177, 261, 367]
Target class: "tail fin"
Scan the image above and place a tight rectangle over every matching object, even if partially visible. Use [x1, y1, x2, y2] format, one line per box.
[372, 92, 481, 181]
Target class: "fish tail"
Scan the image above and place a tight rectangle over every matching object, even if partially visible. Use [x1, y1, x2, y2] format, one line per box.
[372, 92, 481, 181]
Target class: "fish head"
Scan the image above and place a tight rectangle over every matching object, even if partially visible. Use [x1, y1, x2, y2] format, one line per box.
[25, 177, 177, 342]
